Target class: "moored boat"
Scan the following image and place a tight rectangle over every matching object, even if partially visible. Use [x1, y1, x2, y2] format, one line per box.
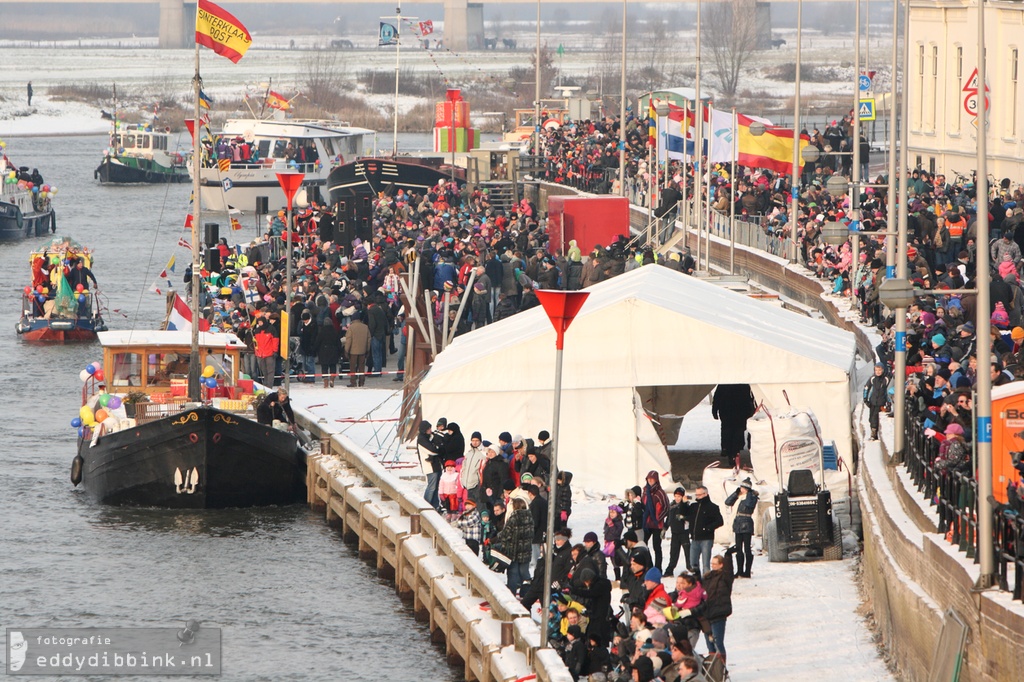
[95, 124, 189, 184]
[17, 236, 107, 342]
[71, 331, 307, 508]
[192, 117, 373, 213]
[0, 153, 56, 241]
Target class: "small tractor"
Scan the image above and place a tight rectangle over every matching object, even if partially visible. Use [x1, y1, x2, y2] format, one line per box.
[763, 439, 843, 562]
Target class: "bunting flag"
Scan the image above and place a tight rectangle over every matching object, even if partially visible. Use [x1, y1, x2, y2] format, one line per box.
[198, 89, 214, 110]
[379, 22, 398, 46]
[418, 20, 433, 36]
[222, 178, 233, 192]
[266, 91, 291, 111]
[158, 254, 177, 279]
[178, 237, 192, 250]
[183, 213, 194, 230]
[217, 158, 231, 172]
[647, 99, 657, 147]
[230, 217, 242, 231]
[148, 282, 163, 296]
[167, 294, 211, 332]
[736, 113, 810, 174]
[195, 0, 252, 64]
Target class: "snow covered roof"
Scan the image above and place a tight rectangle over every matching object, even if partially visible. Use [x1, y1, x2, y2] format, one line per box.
[97, 330, 245, 349]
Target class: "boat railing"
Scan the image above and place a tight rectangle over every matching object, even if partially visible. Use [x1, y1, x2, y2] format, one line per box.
[205, 159, 322, 174]
[134, 399, 193, 425]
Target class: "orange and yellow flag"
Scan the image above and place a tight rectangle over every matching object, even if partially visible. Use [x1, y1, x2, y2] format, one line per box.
[195, 0, 252, 64]
[266, 91, 291, 111]
[736, 113, 809, 175]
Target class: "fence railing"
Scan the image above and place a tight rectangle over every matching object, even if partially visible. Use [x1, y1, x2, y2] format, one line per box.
[904, 405, 1023, 601]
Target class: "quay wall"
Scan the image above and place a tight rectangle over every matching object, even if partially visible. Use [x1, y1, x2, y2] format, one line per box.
[295, 419, 573, 682]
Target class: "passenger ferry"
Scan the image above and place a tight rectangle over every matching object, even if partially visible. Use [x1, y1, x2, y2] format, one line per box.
[193, 117, 374, 213]
[95, 124, 189, 184]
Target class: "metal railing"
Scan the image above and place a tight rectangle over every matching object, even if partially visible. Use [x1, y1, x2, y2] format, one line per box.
[904, 405, 1024, 600]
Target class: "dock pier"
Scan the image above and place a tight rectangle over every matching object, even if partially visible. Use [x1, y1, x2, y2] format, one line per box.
[303, 425, 571, 682]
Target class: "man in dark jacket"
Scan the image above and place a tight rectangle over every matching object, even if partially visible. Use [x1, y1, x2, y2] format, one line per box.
[689, 550, 735, 662]
[417, 420, 444, 511]
[724, 479, 759, 578]
[526, 483, 548, 574]
[365, 298, 388, 377]
[863, 362, 890, 440]
[711, 384, 757, 467]
[520, 529, 572, 609]
[573, 567, 614, 643]
[687, 486, 723, 576]
[663, 487, 692, 577]
[481, 444, 511, 508]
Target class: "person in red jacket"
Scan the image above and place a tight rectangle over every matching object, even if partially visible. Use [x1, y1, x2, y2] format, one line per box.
[641, 471, 670, 572]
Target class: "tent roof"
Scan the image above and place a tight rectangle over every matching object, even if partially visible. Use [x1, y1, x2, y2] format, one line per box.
[426, 266, 856, 389]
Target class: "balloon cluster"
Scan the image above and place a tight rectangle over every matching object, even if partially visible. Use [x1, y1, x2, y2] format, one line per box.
[3, 172, 58, 197]
[72, 392, 122, 437]
[79, 361, 104, 383]
[201, 365, 219, 389]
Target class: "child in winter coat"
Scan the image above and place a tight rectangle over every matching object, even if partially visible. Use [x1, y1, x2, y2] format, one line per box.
[454, 498, 483, 556]
[438, 460, 463, 514]
[624, 486, 644, 533]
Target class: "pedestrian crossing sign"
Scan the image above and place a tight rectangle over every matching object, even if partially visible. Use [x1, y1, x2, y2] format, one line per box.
[858, 99, 876, 121]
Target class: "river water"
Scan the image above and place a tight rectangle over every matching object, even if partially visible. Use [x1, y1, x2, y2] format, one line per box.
[0, 134, 459, 680]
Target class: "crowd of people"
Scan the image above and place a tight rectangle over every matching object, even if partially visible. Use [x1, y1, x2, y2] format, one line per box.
[415, 416, 767, 681]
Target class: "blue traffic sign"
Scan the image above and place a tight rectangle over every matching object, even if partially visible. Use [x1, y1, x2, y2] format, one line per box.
[859, 75, 872, 92]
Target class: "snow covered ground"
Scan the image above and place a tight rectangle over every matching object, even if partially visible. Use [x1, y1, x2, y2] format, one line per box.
[288, 381, 894, 681]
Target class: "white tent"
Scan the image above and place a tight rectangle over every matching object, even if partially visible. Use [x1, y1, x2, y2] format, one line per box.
[419, 266, 859, 493]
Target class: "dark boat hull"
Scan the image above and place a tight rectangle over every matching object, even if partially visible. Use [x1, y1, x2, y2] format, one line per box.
[327, 157, 465, 202]
[0, 204, 54, 241]
[95, 157, 188, 184]
[17, 317, 104, 342]
[77, 407, 306, 508]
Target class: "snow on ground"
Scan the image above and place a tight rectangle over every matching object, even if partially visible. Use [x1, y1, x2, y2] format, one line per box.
[288, 379, 894, 681]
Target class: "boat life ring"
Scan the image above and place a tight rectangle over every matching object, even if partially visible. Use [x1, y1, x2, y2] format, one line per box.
[188, 432, 199, 443]
[212, 433, 222, 443]
[71, 455, 84, 486]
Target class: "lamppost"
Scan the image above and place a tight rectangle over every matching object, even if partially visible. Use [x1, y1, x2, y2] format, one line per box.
[276, 171, 305, 393]
[790, 0, 804, 264]
[617, 0, 627, 196]
[534, 0, 542, 161]
[694, 0, 703, 269]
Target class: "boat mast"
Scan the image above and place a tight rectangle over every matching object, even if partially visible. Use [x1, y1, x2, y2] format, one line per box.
[188, 38, 203, 402]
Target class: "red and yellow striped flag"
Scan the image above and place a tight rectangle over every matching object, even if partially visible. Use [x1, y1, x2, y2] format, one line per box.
[218, 158, 231, 172]
[736, 113, 810, 175]
[195, 0, 252, 64]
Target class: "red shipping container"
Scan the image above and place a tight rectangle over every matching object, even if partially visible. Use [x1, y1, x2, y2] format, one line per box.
[546, 196, 631, 257]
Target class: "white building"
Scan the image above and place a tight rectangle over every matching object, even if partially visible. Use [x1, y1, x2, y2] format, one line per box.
[908, 0, 1022, 181]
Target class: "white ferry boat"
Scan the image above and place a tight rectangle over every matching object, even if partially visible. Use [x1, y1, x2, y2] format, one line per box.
[193, 117, 374, 213]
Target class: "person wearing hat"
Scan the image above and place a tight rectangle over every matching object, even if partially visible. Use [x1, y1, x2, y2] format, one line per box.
[495, 497, 534, 596]
[438, 459, 462, 515]
[664, 487, 692, 577]
[863, 362, 890, 441]
[641, 567, 670, 626]
[520, 527, 574, 610]
[453, 497, 482, 556]
[561, 622, 586, 680]
[460, 431, 487, 506]
[724, 479, 760, 578]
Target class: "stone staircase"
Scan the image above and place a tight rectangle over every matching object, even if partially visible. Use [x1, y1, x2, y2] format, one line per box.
[479, 181, 517, 214]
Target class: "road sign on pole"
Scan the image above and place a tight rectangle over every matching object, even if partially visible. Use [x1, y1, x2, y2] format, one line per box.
[858, 98, 876, 121]
[859, 75, 872, 92]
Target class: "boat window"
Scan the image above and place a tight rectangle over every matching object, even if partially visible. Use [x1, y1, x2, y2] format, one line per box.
[125, 135, 136, 148]
[272, 139, 289, 158]
[322, 138, 336, 157]
[257, 140, 271, 158]
[147, 352, 189, 387]
[139, 135, 151, 149]
[204, 352, 235, 381]
[156, 137, 167, 151]
[111, 352, 142, 387]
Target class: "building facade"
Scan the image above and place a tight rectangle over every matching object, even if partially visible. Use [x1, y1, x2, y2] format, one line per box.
[908, 0, 1023, 181]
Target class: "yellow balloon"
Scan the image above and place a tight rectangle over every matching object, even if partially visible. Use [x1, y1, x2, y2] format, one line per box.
[79, 406, 95, 425]
[202, 366, 215, 378]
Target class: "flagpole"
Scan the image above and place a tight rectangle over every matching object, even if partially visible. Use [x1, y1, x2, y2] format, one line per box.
[682, 100, 690, 242]
[694, 0, 703, 269]
[189, 22, 203, 402]
[617, 0, 627, 197]
[534, 0, 541, 162]
[730, 107, 737, 275]
[705, 106, 713, 268]
[790, 0, 803, 264]
[393, 1, 402, 157]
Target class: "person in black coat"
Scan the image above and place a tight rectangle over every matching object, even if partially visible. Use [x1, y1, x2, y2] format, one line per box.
[711, 384, 757, 466]
[526, 483, 548, 572]
[520, 529, 572, 609]
[418, 420, 445, 511]
[863, 362, 890, 441]
[724, 479, 759, 578]
[664, 487, 692, 576]
[313, 318, 343, 388]
[561, 625, 586, 681]
[255, 387, 295, 430]
[687, 487, 723, 577]
[480, 444, 510, 507]
[689, 550, 734, 661]
[573, 567, 614, 644]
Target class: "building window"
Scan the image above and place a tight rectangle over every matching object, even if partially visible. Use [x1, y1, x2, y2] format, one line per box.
[954, 46, 963, 134]
[917, 44, 926, 128]
[930, 45, 939, 131]
[1011, 49, 1019, 138]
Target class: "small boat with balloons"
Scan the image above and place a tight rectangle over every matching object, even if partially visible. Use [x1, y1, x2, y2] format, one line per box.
[17, 236, 107, 342]
[70, 331, 307, 508]
[0, 145, 57, 240]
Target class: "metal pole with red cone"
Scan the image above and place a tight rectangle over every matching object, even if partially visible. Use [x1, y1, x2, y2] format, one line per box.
[534, 288, 589, 648]
[276, 172, 304, 393]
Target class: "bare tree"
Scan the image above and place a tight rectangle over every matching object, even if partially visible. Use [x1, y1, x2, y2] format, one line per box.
[701, 0, 762, 97]
[302, 46, 348, 110]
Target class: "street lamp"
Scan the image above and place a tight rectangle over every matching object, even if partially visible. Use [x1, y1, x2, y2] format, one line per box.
[276, 171, 305, 393]
[618, 0, 627, 197]
[790, 0, 804, 264]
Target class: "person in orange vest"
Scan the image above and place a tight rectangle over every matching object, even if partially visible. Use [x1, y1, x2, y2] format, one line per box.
[945, 209, 967, 262]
